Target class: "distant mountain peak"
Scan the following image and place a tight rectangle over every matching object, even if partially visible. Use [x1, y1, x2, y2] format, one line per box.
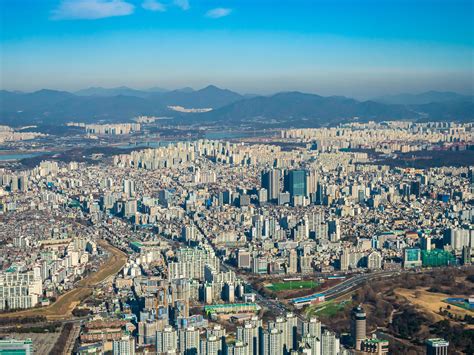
[1, 88, 472, 127]
[202, 84, 220, 90]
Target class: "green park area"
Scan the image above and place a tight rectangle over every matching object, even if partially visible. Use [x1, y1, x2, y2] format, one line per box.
[266, 280, 319, 292]
[306, 299, 351, 318]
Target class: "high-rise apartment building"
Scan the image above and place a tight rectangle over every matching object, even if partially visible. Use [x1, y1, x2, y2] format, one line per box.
[112, 335, 136, 355]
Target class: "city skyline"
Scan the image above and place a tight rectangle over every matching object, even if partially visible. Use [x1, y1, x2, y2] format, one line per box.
[0, 1, 473, 354]
[1, 0, 473, 98]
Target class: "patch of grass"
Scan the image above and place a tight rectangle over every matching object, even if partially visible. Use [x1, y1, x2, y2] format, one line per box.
[306, 299, 351, 318]
[266, 280, 319, 292]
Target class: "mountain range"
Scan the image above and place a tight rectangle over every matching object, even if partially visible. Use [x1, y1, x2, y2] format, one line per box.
[373, 91, 473, 105]
[0, 86, 472, 127]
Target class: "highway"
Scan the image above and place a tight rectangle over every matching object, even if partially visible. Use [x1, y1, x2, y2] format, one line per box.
[310, 270, 399, 301]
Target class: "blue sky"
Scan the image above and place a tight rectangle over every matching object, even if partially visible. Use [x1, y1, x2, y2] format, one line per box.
[0, 0, 473, 98]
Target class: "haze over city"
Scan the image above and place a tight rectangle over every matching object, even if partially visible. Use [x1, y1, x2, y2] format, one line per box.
[1, 0, 473, 98]
[0, 1, 473, 355]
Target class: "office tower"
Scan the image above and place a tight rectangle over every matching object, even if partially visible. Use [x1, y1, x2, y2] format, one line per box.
[156, 326, 178, 353]
[261, 169, 281, 202]
[285, 169, 307, 198]
[112, 335, 135, 355]
[426, 338, 449, 355]
[237, 321, 260, 355]
[351, 305, 367, 350]
[321, 330, 340, 355]
[328, 219, 341, 242]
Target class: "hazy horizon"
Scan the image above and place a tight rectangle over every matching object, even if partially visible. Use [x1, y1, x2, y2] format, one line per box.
[1, 0, 473, 99]
[2, 84, 474, 102]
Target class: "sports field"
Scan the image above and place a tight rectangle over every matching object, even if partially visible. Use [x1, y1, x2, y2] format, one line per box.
[266, 280, 318, 292]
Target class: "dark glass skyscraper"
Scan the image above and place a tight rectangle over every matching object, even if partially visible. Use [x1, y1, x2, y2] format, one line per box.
[261, 169, 281, 201]
[285, 170, 307, 197]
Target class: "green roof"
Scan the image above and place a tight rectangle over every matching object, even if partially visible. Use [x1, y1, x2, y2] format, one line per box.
[204, 303, 259, 313]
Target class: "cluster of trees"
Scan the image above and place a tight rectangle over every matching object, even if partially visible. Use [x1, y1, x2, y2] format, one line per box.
[438, 306, 474, 324]
[1, 322, 60, 333]
[72, 307, 92, 317]
[390, 307, 425, 340]
[398, 270, 473, 295]
[50, 323, 74, 354]
[0, 315, 46, 325]
[463, 314, 474, 325]
[353, 283, 394, 328]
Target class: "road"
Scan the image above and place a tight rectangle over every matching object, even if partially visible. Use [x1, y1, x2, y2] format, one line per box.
[0, 239, 127, 320]
[314, 270, 399, 300]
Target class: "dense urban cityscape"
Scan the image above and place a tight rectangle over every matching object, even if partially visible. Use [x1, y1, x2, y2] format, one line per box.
[1, 0, 473, 354]
[0, 120, 472, 354]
